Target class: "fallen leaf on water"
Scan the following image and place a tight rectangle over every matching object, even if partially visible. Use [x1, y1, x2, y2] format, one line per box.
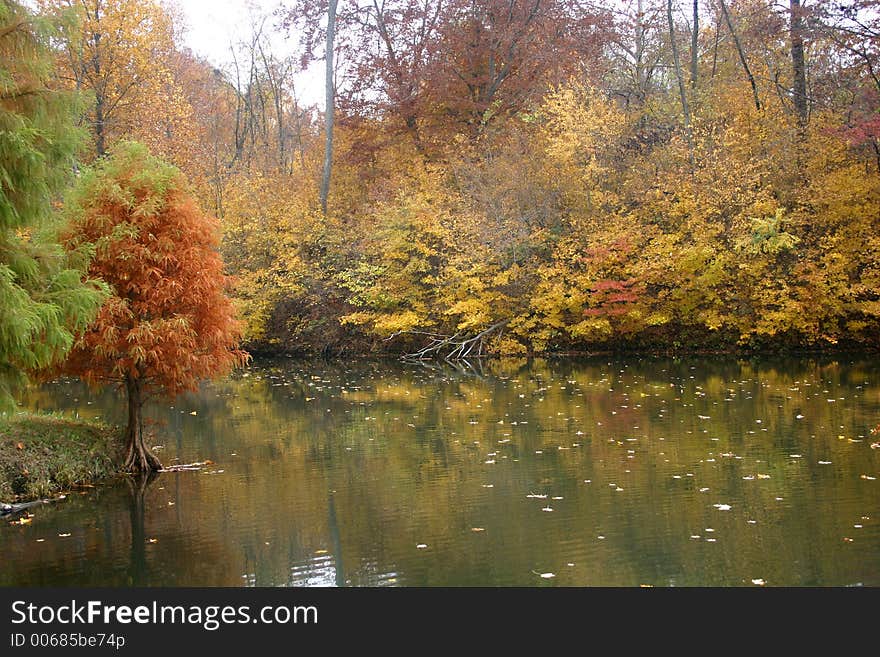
[58, 533, 71, 537]
[147, 538, 157, 543]
[416, 543, 428, 549]
[714, 504, 732, 511]
[18, 516, 32, 525]
[541, 506, 554, 512]
[860, 474, 876, 481]
[189, 411, 197, 416]
[36, 538, 44, 543]
[751, 578, 766, 586]
[818, 460, 832, 465]
[471, 527, 485, 532]
[539, 572, 555, 579]
[315, 549, 328, 555]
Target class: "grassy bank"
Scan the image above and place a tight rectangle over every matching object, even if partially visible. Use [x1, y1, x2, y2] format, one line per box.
[0, 414, 121, 501]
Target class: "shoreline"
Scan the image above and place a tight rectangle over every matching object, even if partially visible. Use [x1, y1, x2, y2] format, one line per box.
[0, 414, 123, 504]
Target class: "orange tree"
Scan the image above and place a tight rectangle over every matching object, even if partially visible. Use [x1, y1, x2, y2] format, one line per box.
[60, 142, 248, 472]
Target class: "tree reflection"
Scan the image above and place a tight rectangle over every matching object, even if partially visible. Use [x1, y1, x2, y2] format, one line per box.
[125, 472, 157, 586]
[7, 356, 880, 586]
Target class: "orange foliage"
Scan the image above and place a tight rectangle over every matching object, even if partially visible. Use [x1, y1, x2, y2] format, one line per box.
[61, 143, 248, 399]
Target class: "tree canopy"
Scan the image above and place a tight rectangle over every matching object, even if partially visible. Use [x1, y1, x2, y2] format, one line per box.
[0, 0, 106, 411]
[7, 0, 880, 363]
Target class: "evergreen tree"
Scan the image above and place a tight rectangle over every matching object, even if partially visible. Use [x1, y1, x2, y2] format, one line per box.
[0, 0, 106, 411]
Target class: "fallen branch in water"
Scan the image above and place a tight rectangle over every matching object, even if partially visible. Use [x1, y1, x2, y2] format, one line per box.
[387, 320, 509, 360]
[2, 498, 54, 516]
[159, 460, 214, 472]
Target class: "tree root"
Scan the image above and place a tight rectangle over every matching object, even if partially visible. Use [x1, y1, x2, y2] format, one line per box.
[122, 436, 162, 473]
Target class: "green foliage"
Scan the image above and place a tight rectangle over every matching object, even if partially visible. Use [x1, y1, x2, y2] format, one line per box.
[0, 0, 106, 411]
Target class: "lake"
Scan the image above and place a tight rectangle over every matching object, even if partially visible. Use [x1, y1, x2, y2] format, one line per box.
[2, 355, 879, 586]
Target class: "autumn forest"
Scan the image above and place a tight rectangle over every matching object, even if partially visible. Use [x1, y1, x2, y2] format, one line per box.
[4, 0, 880, 400]
[2, 0, 880, 596]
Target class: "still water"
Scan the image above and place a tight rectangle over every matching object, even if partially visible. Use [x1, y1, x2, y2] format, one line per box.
[3, 356, 879, 587]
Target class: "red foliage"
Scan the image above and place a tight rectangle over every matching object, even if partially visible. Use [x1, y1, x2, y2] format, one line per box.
[281, 0, 610, 142]
[584, 278, 643, 317]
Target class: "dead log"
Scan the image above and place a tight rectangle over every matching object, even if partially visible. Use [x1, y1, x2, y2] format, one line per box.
[386, 320, 510, 360]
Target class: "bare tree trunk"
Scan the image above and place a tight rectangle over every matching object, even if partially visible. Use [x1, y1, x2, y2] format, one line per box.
[719, 0, 761, 112]
[634, 0, 646, 104]
[690, 0, 698, 88]
[95, 91, 105, 157]
[320, 0, 338, 216]
[91, 14, 105, 157]
[790, 0, 808, 126]
[667, 0, 695, 169]
[123, 374, 161, 473]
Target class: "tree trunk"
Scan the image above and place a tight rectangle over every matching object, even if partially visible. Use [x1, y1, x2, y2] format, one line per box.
[719, 0, 761, 112]
[634, 0, 646, 104]
[790, 0, 808, 126]
[319, 0, 338, 216]
[690, 0, 699, 88]
[667, 0, 695, 170]
[123, 374, 161, 473]
[95, 93, 105, 157]
[92, 37, 105, 156]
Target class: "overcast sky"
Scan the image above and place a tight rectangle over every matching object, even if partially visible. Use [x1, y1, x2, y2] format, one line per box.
[174, 0, 324, 106]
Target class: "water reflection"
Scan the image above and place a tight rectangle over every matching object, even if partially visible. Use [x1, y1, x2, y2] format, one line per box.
[3, 355, 879, 586]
